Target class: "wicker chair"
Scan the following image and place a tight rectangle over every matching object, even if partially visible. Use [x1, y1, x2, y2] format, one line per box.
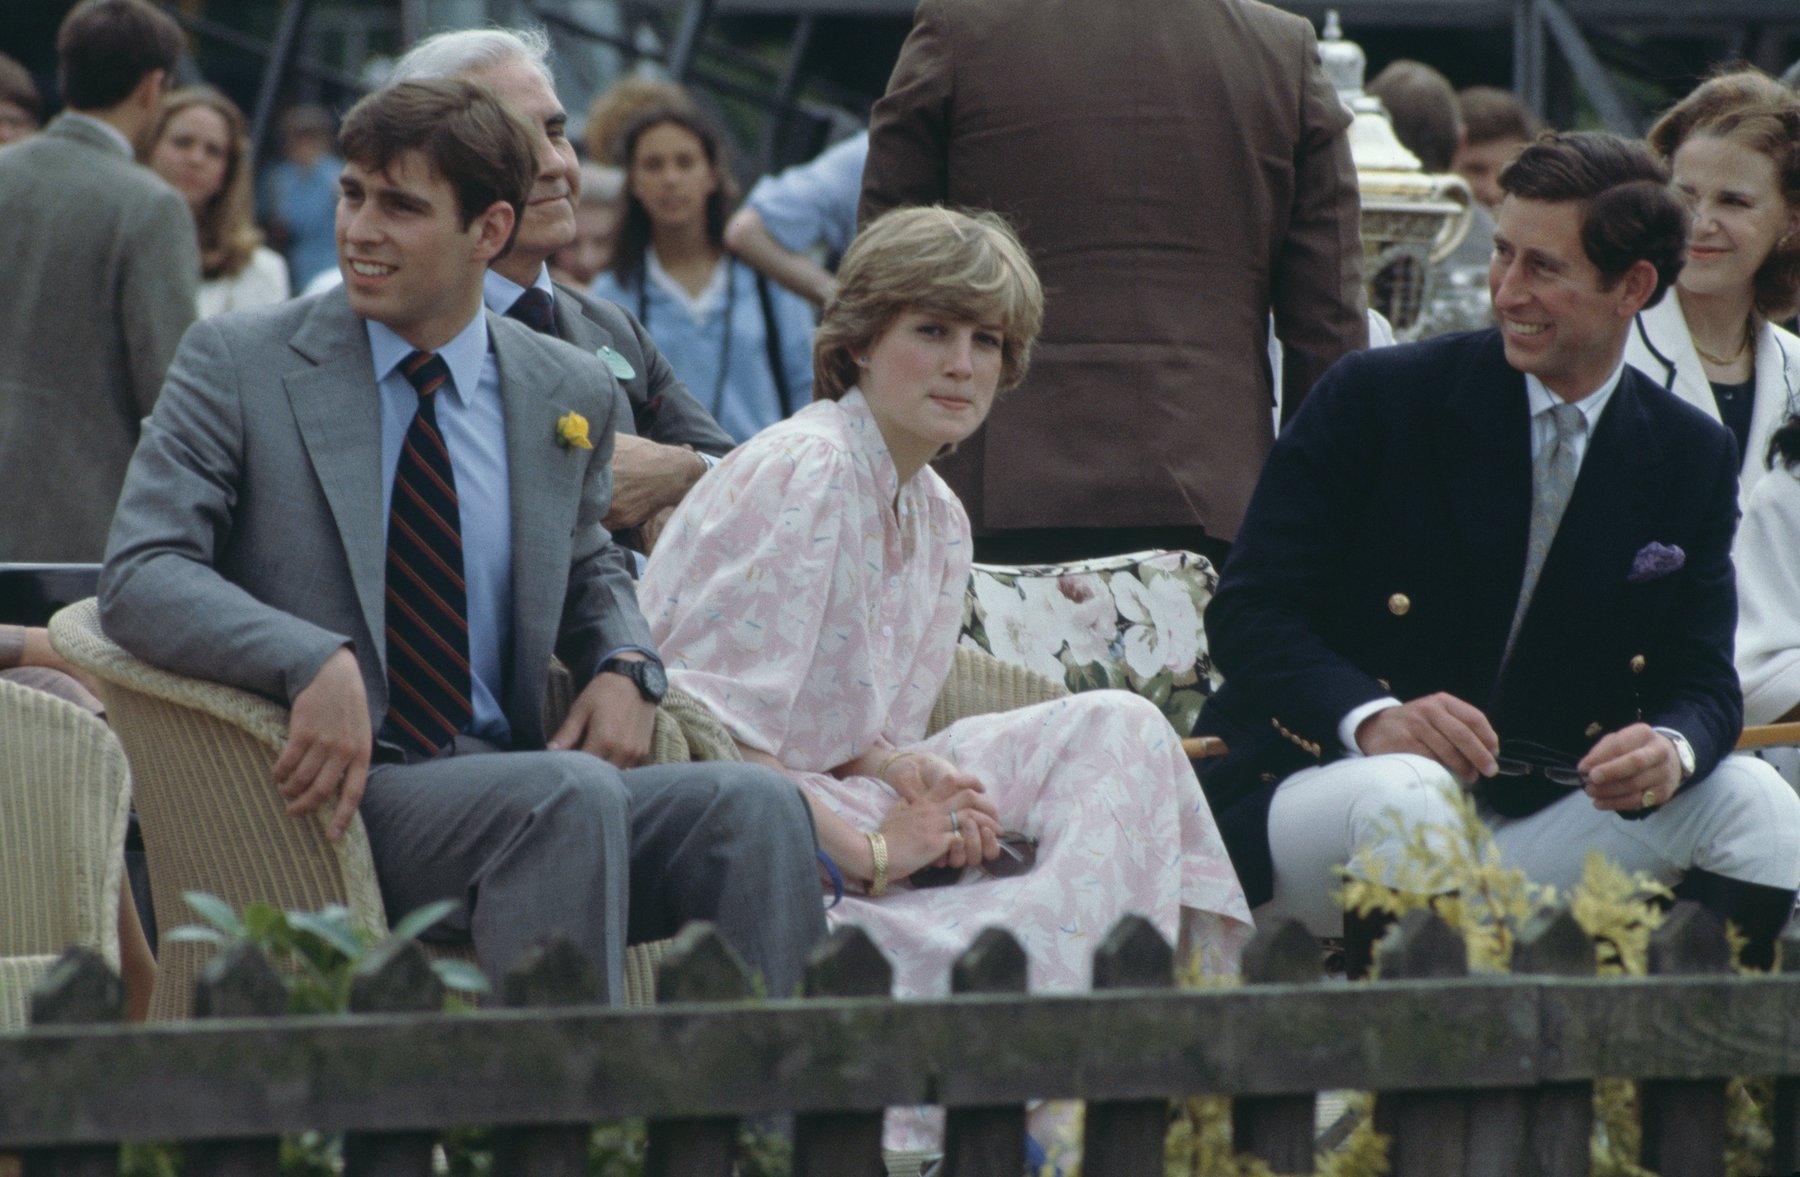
[0, 675, 132, 1030]
[48, 599, 1065, 1021]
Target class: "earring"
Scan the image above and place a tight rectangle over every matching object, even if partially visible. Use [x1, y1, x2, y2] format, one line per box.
[856, 355, 869, 365]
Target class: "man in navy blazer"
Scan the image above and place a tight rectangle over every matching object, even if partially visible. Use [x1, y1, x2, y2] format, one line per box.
[1198, 132, 1800, 970]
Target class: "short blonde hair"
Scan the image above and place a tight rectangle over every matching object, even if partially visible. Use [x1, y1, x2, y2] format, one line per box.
[814, 206, 1044, 403]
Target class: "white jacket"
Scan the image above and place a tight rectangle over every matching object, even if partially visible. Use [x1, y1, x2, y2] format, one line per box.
[1736, 461, 1800, 724]
[1623, 291, 1800, 504]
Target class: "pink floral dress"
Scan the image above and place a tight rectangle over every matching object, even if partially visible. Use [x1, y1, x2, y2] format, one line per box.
[638, 392, 1253, 1148]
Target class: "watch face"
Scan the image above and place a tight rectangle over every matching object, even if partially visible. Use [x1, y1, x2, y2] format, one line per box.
[639, 659, 668, 700]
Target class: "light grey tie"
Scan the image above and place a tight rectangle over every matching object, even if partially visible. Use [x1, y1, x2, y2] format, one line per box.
[1505, 402, 1583, 659]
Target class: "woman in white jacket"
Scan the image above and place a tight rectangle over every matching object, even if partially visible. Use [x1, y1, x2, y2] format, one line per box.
[1623, 68, 1799, 506]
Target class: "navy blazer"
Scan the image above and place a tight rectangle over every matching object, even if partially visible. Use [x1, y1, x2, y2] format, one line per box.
[1196, 329, 1743, 905]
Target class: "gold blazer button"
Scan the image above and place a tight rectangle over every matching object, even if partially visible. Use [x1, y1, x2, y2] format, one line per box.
[1630, 654, 1646, 674]
[1584, 722, 1603, 739]
[1388, 593, 1411, 616]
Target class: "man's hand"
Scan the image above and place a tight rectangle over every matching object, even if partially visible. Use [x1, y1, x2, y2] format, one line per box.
[603, 434, 707, 530]
[635, 505, 676, 554]
[1355, 692, 1500, 783]
[1579, 723, 1682, 812]
[550, 657, 656, 767]
[273, 647, 370, 842]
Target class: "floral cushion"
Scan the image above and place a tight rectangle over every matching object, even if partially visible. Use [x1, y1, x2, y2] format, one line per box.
[959, 549, 1220, 735]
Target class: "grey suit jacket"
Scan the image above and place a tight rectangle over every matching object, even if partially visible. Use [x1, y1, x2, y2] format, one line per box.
[0, 114, 200, 560]
[100, 290, 651, 750]
[553, 283, 735, 457]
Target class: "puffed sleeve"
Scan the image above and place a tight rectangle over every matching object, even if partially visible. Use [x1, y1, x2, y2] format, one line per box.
[637, 427, 864, 761]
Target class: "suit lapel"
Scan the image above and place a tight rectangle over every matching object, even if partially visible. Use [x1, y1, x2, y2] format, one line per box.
[552, 294, 607, 351]
[493, 312, 587, 727]
[285, 293, 387, 659]
[1434, 336, 1533, 694]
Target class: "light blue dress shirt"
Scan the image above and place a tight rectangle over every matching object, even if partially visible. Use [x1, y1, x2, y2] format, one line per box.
[368, 314, 514, 746]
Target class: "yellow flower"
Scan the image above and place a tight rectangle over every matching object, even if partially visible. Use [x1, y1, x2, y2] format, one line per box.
[555, 411, 593, 450]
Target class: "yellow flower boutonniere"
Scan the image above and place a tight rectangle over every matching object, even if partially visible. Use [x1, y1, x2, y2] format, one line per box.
[556, 411, 593, 450]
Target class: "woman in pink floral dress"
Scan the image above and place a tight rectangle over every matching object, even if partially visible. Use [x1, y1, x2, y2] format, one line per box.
[638, 207, 1252, 1149]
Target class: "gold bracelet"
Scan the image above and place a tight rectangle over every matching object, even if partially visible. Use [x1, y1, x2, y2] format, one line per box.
[866, 831, 889, 897]
[876, 750, 916, 782]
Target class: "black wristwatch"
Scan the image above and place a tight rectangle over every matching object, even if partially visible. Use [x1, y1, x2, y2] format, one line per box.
[598, 653, 667, 703]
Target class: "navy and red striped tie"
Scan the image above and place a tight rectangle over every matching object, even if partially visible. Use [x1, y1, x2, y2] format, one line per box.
[383, 350, 472, 757]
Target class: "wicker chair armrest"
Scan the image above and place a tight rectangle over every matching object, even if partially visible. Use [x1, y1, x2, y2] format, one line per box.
[927, 645, 1069, 737]
[0, 955, 60, 1031]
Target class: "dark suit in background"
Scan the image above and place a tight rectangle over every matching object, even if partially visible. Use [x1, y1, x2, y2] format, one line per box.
[860, 0, 1367, 559]
[0, 114, 198, 560]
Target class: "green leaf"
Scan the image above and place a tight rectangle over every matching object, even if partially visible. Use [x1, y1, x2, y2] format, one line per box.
[164, 926, 234, 948]
[389, 899, 458, 944]
[241, 901, 287, 945]
[288, 910, 364, 959]
[181, 891, 243, 936]
[430, 959, 492, 996]
[1142, 669, 1175, 707]
[1166, 689, 1207, 738]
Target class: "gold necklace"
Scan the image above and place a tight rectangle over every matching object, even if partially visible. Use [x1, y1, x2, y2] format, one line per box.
[1693, 316, 1754, 367]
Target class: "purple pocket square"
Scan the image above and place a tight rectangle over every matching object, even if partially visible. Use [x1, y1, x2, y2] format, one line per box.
[1628, 542, 1685, 584]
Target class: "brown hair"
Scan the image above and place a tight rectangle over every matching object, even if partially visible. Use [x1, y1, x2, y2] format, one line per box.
[139, 87, 261, 280]
[0, 52, 42, 124]
[609, 104, 738, 291]
[1648, 67, 1800, 320]
[338, 79, 535, 254]
[1458, 85, 1544, 148]
[1499, 131, 1688, 306]
[1369, 60, 1461, 174]
[814, 206, 1044, 403]
[56, 0, 184, 111]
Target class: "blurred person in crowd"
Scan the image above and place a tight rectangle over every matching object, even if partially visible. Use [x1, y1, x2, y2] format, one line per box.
[0, 0, 197, 561]
[640, 206, 1250, 1161]
[1201, 131, 1800, 973]
[724, 129, 867, 307]
[389, 29, 735, 553]
[141, 87, 290, 318]
[0, 52, 43, 144]
[1624, 68, 1800, 505]
[259, 103, 341, 290]
[861, 0, 1366, 569]
[548, 161, 624, 287]
[1454, 85, 1544, 210]
[582, 75, 692, 166]
[593, 105, 814, 445]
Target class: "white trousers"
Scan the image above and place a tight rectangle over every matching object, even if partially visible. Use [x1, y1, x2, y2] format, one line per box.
[1261, 751, 1800, 936]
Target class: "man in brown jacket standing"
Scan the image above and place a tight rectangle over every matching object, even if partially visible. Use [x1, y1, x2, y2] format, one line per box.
[861, 0, 1367, 565]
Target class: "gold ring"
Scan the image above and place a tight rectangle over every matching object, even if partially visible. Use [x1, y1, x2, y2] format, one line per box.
[1640, 788, 1656, 810]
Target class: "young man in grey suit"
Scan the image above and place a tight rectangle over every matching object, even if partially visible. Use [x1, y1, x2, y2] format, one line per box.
[0, 0, 197, 561]
[100, 79, 825, 1001]
[391, 28, 735, 553]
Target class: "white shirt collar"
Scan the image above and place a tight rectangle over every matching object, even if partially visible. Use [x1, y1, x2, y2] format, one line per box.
[482, 263, 555, 317]
[646, 248, 729, 320]
[366, 311, 489, 409]
[1524, 357, 1627, 431]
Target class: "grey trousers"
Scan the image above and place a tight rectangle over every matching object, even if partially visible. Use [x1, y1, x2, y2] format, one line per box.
[359, 744, 826, 1003]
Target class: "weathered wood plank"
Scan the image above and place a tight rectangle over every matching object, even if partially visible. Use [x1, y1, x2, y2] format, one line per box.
[1373, 912, 1469, 1177]
[187, 945, 286, 1177]
[1084, 917, 1176, 1177]
[22, 949, 120, 1177]
[1510, 908, 1593, 1177]
[1638, 903, 1729, 1177]
[1770, 923, 1800, 1172]
[8, 974, 1800, 1145]
[492, 939, 599, 1177]
[645, 924, 746, 1177]
[793, 928, 890, 1177]
[342, 941, 442, 1177]
[943, 929, 1027, 1177]
[1230, 919, 1318, 1174]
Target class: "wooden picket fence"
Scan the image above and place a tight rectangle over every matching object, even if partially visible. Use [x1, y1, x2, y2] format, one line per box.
[4, 904, 1800, 1177]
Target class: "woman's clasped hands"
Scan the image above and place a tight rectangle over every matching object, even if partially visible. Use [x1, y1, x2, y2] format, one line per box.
[878, 751, 1002, 876]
